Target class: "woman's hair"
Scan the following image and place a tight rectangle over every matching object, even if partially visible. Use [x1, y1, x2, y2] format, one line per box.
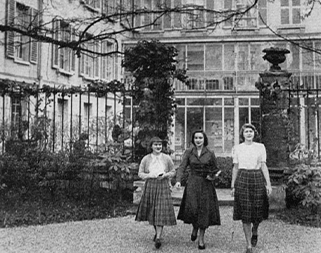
[239, 123, 259, 142]
[191, 130, 208, 147]
[147, 136, 163, 153]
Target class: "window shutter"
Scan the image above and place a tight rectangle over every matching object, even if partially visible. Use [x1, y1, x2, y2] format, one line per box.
[30, 8, 39, 63]
[71, 31, 76, 72]
[52, 20, 59, 68]
[6, 0, 15, 58]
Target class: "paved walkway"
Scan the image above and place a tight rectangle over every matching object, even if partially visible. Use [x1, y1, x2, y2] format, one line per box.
[1, 206, 320, 253]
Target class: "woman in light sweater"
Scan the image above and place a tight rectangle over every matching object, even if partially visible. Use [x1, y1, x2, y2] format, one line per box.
[135, 136, 176, 250]
[231, 123, 272, 253]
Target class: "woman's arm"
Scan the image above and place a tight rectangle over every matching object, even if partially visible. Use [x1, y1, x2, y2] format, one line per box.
[261, 162, 272, 195]
[231, 163, 239, 196]
[164, 155, 176, 178]
[138, 156, 151, 180]
[174, 149, 190, 187]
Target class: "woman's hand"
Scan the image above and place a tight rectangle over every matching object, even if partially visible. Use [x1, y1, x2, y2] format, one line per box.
[231, 188, 235, 197]
[206, 175, 215, 181]
[157, 173, 165, 180]
[266, 184, 272, 196]
[174, 182, 181, 188]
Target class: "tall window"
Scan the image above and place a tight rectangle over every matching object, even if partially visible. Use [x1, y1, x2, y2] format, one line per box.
[79, 41, 100, 79]
[11, 96, 21, 128]
[101, 41, 115, 81]
[281, 0, 301, 25]
[224, 0, 267, 29]
[52, 20, 76, 73]
[6, 2, 38, 63]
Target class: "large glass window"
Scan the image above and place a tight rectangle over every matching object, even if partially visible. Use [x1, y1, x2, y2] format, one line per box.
[205, 44, 222, 70]
[205, 108, 222, 153]
[175, 108, 185, 151]
[224, 108, 234, 152]
[224, 44, 235, 71]
[187, 107, 204, 147]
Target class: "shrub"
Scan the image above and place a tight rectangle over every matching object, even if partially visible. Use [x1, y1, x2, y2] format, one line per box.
[286, 163, 321, 213]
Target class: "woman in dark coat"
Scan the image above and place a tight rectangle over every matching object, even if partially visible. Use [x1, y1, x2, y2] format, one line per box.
[174, 130, 221, 250]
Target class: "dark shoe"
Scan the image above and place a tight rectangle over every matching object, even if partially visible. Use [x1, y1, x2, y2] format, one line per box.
[251, 235, 258, 247]
[246, 248, 253, 253]
[191, 233, 197, 241]
[198, 244, 206, 250]
[155, 239, 161, 249]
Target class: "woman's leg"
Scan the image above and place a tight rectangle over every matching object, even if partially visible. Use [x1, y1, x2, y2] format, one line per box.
[199, 228, 206, 247]
[191, 223, 198, 241]
[251, 222, 260, 247]
[242, 223, 252, 249]
[155, 225, 163, 239]
[155, 225, 163, 249]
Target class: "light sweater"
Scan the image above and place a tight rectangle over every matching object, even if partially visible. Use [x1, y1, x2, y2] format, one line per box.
[138, 153, 175, 180]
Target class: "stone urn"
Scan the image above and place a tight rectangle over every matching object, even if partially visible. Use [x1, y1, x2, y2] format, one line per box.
[262, 47, 290, 71]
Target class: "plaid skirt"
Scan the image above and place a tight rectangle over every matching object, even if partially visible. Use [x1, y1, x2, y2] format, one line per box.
[135, 178, 176, 226]
[177, 175, 221, 229]
[233, 169, 269, 223]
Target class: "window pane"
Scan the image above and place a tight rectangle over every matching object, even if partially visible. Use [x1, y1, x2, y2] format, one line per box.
[205, 44, 222, 70]
[187, 107, 204, 147]
[187, 45, 204, 70]
[281, 0, 289, 6]
[302, 42, 313, 71]
[292, 8, 301, 24]
[224, 108, 234, 152]
[239, 107, 249, 132]
[205, 107, 222, 153]
[315, 42, 321, 70]
[224, 44, 235, 71]
[292, 0, 300, 6]
[238, 44, 249, 71]
[289, 43, 300, 70]
[281, 9, 289, 25]
[175, 107, 185, 151]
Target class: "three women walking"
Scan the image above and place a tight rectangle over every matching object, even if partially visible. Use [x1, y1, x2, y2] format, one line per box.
[136, 124, 272, 252]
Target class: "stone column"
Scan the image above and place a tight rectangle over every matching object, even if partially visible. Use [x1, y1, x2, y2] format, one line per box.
[256, 47, 292, 169]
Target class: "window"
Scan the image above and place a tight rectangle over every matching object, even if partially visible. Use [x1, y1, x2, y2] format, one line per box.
[206, 79, 220, 90]
[185, 0, 204, 29]
[52, 20, 76, 73]
[205, 44, 222, 70]
[187, 45, 204, 70]
[11, 96, 21, 128]
[281, 0, 301, 25]
[223, 76, 234, 90]
[142, 0, 163, 30]
[6, 1, 38, 63]
[79, 41, 100, 79]
[83, 0, 101, 10]
[101, 41, 115, 81]
[224, 0, 267, 29]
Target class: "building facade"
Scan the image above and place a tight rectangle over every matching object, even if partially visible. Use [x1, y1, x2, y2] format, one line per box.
[122, 0, 321, 157]
[0, 0, 123, 151]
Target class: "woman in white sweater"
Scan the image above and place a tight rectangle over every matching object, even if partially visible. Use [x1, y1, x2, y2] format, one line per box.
[231, 123, 272, 253]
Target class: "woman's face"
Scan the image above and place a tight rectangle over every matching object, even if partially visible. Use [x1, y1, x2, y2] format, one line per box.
[243, 127, 255, 141]
[194, 133, 204, 147]
[151, 142, 162, 154]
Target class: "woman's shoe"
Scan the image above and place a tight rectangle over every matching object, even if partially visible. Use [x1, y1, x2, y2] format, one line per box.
[198, 244, 206, 250]
[191, 233, 197, 241]
[155, 239, 162, 249]
[251, 235, 258, 247]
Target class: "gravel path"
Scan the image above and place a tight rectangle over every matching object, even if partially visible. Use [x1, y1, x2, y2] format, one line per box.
[0, 206, 320, 253]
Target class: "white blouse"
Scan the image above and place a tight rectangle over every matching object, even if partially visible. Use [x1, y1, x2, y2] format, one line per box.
[148, 153, 166, 177]
[232, 142, 266, 170]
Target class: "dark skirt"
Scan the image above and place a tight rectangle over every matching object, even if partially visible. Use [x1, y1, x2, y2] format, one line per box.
[135, 178, 176, 226]
[177, 175, 221, 229]
[233, 169, 269, 223]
